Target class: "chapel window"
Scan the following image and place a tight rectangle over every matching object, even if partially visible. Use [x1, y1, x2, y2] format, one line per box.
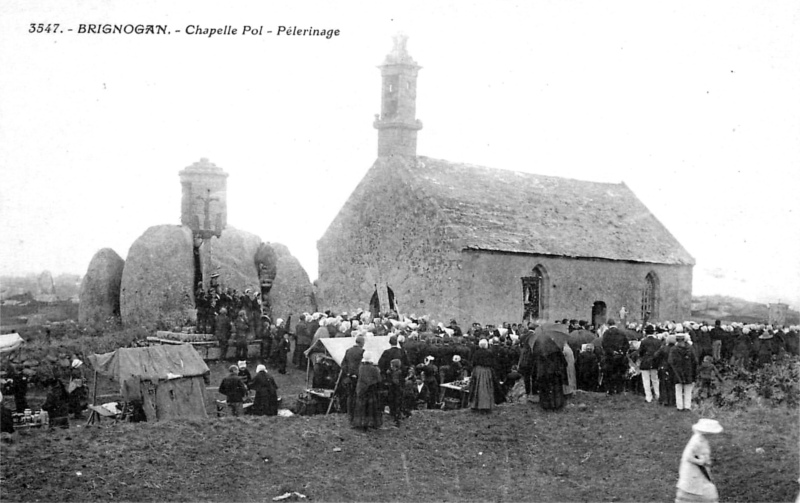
[641, 272, 658, 322]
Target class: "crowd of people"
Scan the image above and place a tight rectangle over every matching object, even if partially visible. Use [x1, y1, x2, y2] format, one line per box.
[193, 281, 296, 372]
[227, 307, 799, 426]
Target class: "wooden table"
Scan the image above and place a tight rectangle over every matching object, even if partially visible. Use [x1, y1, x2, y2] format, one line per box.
[86, 404, 122, 425]
[439, 381, 470, 408]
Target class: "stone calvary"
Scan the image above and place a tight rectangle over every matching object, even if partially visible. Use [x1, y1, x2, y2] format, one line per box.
[79, 158, 316, 330]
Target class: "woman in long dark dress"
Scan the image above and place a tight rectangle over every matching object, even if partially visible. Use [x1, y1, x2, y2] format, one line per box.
[533, 335, 567, 411]
[469, 339, 496, 412]
[250, 364, 278, 416]
[351, 352, 383, 431]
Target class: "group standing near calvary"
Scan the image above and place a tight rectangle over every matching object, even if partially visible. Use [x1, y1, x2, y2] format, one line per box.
[195, 278, 293, 373]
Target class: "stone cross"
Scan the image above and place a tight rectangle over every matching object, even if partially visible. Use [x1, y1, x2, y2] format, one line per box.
[196, 189, 219, 231]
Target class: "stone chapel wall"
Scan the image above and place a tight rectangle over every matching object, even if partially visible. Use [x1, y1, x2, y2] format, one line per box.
[458, 250, 693, 326]
[318, 157, 461, 320]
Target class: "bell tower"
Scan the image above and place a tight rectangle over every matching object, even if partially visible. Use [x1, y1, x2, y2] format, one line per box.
[373, 33, 423, 158]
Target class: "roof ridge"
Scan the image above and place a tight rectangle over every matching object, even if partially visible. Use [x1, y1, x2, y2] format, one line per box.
[416, 155, 626, 187]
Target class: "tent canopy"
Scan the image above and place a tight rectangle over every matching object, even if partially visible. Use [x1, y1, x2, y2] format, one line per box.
[88, 344, 209, 386]
[304, 336, 392, 366]
[0, 333, 24, 354]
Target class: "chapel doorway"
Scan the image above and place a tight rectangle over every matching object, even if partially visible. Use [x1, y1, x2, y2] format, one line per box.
[591, 301, 607, 328]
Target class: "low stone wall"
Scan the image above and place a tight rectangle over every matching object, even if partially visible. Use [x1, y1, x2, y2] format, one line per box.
[2, 346, 81, 384]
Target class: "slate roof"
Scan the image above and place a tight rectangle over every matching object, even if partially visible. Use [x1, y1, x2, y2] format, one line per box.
[399, 156, 695, 266]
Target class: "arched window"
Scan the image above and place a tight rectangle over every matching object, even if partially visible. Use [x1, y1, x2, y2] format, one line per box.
[522, 265, 548, 322]
[641, 272, 658, 322]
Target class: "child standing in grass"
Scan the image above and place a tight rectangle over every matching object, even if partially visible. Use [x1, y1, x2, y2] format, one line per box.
[387, 358, 404, 426]
[697, 356, 722, 399]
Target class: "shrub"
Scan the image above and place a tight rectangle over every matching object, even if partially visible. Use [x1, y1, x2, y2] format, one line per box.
[704, 356, 800, 409]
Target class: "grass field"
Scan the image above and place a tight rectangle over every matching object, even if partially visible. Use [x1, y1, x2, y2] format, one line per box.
[1, 359, 798, 503]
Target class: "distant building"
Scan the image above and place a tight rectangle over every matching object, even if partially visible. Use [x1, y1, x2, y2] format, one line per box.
[318, 35, 694, 325]
[769, 303, 788, 326]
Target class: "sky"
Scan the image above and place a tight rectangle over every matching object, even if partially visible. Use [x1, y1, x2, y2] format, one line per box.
[1, 1, 799, 309]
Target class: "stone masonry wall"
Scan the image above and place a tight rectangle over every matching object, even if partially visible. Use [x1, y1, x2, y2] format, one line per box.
[318, 157, 461, 320]
[459, 250, 692, 326]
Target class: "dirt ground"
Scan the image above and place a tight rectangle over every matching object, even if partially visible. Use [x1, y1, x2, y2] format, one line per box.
[2, 362, 799, 502]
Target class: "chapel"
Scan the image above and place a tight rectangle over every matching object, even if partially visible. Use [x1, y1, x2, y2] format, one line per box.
[317, 35, 694, 326]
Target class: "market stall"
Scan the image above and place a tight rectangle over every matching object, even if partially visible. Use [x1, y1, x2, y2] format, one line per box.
[301, 336, 393, 415]
[439, 378, 471, 409]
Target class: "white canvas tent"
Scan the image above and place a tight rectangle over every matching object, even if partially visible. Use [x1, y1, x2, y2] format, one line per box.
[302, 336, 393, 414]
[304, 335, 392, 366]
[0, 333, 24, 354]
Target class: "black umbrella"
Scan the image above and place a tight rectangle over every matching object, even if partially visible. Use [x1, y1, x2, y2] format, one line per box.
[529, 324, 569, 356]
[622, 328, 642, 341]
[568, 329, 595, 347]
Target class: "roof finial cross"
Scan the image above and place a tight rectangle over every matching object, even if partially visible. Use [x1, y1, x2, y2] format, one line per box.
[392, 32, 409, 55]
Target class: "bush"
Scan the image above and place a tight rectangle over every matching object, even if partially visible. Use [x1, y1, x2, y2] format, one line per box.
[704, 356, 800, 409]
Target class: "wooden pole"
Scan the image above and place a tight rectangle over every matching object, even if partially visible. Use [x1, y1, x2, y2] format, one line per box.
[325, 368, 344, 416]
[90, 369, 98, 405]
[305, 351, 311, 390]
[86, 369, 99, 426]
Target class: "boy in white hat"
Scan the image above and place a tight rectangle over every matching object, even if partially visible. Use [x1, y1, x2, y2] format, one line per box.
[676, 419, 723, 502]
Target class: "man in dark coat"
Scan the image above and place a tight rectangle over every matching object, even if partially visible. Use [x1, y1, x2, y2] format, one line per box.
[294, 315, 312, 369]
[341, 336, 365, 420]
[518, 329, 536, 395]
[258, 316, 273, 360]
[668, 332, 698, 411]
[378, 336, 410, 376]
[219, 365, 248, 417]
[233, 310, 250, 361]
[6, 365, 28, 412]
[601, 319, 629, 395]
[730, 328, 752, 368]
[692, 325, 712, 362]
[637, 325, 662, 403]
[0, 391, 13, 433]
[215, 308, 232, 361]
